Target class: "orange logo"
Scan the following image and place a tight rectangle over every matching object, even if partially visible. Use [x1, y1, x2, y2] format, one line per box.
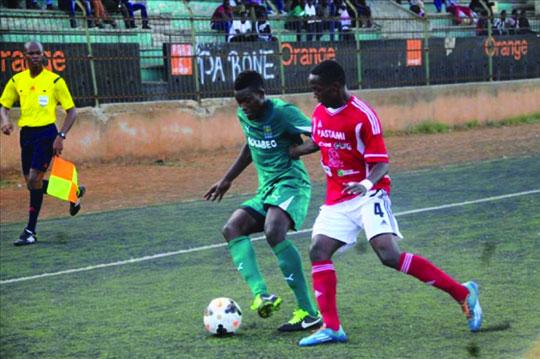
[281, 43, 336, 67]
[483, 37, 528, 60]
[1, 49, 66, 73]
[170, 44, 193, 76]
[406, 39, 422, 67]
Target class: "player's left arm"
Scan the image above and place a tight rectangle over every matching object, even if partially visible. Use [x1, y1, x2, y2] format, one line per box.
[289, 137, 319, 159]
[52, 78, 77, 156]
[343, 113, 389, 195]
[342, 161, 389, 196]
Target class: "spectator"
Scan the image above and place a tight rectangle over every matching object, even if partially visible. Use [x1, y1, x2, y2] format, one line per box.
[475, 9, 489, 35]
[517, 9, 532, 34]
[509, 9, 519, 33]
[304, 0, 321, 41]
[228, 11, 256, 42]
[434, 0, 445, 13]
[27, 0, 54, 9]
[60, 0, 93, 28]
[271, 0, 286, 15]
[337, 0, 353, 41]
[409, 0, 425, 17]
[494, 10, 515, 35]
[354, 0, 372, 27]
[446, 0, 476, 25]
[256, 10, 276, 41]
[285, 0, 305, 42]
[318, 0, 338, 41]
[469, 0, 494, 17]
[211, 0, 234, 34]
[121, 0, 151, 29]
[91, 0, 117, 28]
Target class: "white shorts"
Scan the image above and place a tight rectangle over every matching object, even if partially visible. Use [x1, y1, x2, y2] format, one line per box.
[312, 189, 403, 249]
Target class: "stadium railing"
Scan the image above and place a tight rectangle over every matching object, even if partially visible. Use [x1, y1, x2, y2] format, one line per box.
[1, 2, 539, 106]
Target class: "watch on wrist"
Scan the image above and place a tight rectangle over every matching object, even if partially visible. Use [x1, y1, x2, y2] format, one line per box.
[58, 132, 66, 139]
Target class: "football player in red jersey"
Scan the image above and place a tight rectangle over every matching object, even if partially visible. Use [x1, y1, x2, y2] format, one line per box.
[290, 60, 482, 346]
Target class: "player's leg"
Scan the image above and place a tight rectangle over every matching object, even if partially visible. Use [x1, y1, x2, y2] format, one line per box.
[299, 200, 360, 346]
[222, 207, 268, 301]
[366, 191, 482, 331]
[298, 233, 348, 346]
[264, 206, 320, 331]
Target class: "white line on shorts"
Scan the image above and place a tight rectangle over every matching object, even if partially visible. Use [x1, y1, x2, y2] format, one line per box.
[1, 189, 538, 285]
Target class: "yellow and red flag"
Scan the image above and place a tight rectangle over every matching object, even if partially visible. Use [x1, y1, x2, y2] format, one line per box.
[46, 157, 78, 203]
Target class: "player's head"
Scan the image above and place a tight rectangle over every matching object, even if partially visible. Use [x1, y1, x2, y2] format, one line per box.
[234, 70, 266, 120]
[24, 41, 44, 71]
[308, 60, 347, 108]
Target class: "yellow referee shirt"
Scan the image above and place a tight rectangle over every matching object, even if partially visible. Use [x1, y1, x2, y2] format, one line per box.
[0, 69, 75, 128]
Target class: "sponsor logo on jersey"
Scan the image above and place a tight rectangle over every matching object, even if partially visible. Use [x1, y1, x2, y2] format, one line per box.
[248, 137, 278, 149]
[263, 125, 273, 140]
[334, 142, 352, 151]
[337, 169, 360, 177]
[317, 141, 332, 148]
[317, 129, 346, 140]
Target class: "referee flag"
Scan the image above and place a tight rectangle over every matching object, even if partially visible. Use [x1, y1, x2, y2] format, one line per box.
[46, 157, 79, 203]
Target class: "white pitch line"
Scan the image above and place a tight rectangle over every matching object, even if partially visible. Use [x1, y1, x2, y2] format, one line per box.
[1, 189, 539, 285]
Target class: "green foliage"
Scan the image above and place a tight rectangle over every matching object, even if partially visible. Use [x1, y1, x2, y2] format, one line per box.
[387, 112, 540, 136]
[1, 156, 539, 358]
[485, 112, 540, 128]
[405, 121, 451, 134]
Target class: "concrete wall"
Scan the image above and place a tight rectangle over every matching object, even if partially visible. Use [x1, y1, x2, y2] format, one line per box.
[1, 79, 539, 170]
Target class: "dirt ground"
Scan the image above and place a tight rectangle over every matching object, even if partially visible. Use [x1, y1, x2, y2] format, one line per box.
[1, 123, 539, 225]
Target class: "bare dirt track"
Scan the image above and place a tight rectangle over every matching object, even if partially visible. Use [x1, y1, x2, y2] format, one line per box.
[1, 123, 539, 225]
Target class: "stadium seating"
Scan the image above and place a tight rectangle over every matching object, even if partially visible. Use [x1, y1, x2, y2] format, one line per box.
[1, 0, 537, 85]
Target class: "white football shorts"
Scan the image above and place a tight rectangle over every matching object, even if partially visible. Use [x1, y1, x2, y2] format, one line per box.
[312, 189, 403, 248]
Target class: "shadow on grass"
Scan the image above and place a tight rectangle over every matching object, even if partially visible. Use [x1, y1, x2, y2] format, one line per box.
[480, 241, 497, 266]
[477, 321, 511, 333]
[466, 323, 512, 357]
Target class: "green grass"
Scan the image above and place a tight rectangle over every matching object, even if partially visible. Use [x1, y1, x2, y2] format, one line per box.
[1, 155, 539, 358]
[0, 179, 15, 189]
[388, 112, 540, 136]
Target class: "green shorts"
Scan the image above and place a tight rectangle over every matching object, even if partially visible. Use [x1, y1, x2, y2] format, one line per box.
[241, 180, 311, 231]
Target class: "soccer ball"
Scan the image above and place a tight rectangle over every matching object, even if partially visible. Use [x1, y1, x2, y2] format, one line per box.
[203, 297, 242, 336]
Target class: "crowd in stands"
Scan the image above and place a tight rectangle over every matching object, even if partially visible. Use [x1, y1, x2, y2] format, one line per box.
[396, 0, 533, 35]
[211, 0, 374, 43]
[5, 0, 151, 29]
[3, 0, 535, 38]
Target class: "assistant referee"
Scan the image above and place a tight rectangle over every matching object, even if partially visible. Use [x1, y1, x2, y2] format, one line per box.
[1, 41, 85, 246]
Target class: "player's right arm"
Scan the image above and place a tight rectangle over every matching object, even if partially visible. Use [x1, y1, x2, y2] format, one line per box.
[204, 143, 252, 202]
[0, 78, 18, 135]
[0, 107, 14, 135]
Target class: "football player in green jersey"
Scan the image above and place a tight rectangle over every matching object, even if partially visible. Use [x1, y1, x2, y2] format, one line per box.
[205, 70, 321, 332]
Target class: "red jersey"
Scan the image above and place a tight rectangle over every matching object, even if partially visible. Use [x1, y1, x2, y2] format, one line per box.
[311, 95, 391, 205]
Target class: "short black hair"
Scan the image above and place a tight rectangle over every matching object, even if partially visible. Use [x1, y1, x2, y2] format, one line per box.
[310, 60, 346, 86]
[234, 70, 264, 91]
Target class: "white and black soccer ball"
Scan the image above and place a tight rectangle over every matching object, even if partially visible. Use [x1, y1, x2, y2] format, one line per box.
[203, 297, 242, 336]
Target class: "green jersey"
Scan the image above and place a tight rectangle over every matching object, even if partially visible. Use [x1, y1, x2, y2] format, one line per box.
[238, 98, 312, 191]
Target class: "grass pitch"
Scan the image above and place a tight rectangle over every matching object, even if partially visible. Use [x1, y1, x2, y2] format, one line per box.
[1, 155, 539, 358]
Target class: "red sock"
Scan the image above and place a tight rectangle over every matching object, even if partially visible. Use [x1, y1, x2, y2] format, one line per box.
[312, 260, 340, 331]
[399, 253, 469, 303]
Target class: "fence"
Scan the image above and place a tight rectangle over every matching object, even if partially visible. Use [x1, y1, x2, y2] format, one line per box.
[1, 7, 539, 106]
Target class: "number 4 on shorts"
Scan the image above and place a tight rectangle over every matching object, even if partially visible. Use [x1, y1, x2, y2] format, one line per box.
[374, 203, 384, 217]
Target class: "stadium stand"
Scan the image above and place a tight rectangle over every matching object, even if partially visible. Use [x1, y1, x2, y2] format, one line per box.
[1, 0, 539, 96]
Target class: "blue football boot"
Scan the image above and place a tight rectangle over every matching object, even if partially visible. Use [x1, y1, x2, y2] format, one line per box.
[298, 325, 348, 347]
[462, 281, 483, 332]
